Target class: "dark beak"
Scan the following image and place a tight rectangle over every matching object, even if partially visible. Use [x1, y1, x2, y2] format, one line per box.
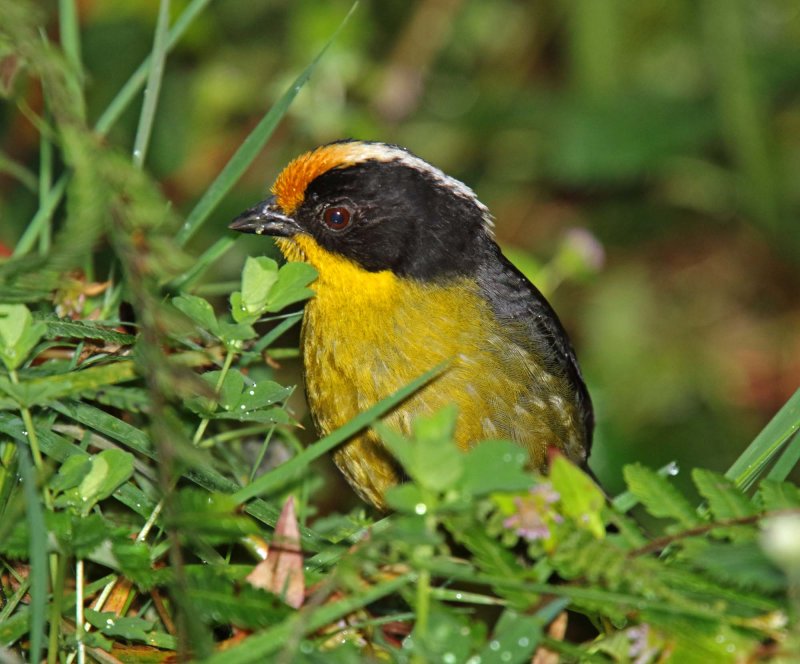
[229, 195, 299, 237]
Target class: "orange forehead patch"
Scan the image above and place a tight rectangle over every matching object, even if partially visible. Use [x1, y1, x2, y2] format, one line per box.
[271, 142, 374, 216]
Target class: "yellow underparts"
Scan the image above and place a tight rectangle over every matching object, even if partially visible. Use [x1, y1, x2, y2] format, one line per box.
[276, 235, 585, 509]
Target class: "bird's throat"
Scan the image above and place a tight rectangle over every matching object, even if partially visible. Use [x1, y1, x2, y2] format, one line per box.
[275, 234, 400, 308]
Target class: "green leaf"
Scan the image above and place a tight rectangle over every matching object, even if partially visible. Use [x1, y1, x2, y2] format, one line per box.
[232, 256, 279, 321]
[217, 321, 257, 346]
[235, 380, 292, 411]
[39, 316, 136, 345]
[0, 612, 30, 650]
[476, 607, 542, 663]
[170, 489, 258, 541]
[692, 468, 756, 521]
[54, 449, 135, 515]
[212, 407, 291, 425]
[68, 514, 112, 558]
[79, 449, 135, 511]
[623, 463, 701, 528]
[112, 539, 159, 590]
[32, 404, 321, 550]
[379, 405, 464, 493]
[460, 440, 533, 497]
[185, 370, 227, 416]
[73, 632, 113, 652]
[47, 512, 110, 558]
[217, 370, 245, 410]
[550, 456, 605, 538]
[229, 259, 315, 323]
[0, 520, 30, 557]
[682, 540, 786, 593]
[85, 609, 155, 641]
[90, 385, 150, 412]
[611, 461, 680, 513]
[183, 567, 290, 629]
[172, 293, 219, 335]
[376, 515, 443, 548]
[233, 361, 448, 504]
[643, 615, 756, 664]
[188, 370, 291, 421]
[0, 361, 137, 408]
[202, 571, 413, 664]
[265, 261, 317, 312]
[756, 479, 800, 511]
[214, 371, 291, 413]
[384, 482, 427, 513]
[410, 602, 481, 662]
[0, 304, 35, 349]
[49, 454, 92, 492]
[0, 303, 47, 370]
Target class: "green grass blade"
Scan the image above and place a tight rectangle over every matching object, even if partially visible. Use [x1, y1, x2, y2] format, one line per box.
[233, 360, 447, 504]
[725, 387, 800, 491]
[423, 561, 761, 621]
[37, 108, 54, 254]
[166, 236, 235, 291]
[0, 362, 137, 409]
[132, 0, 171, 168]
[51, 400, 154, 457]
[93, 0, 212, 135]
[12, 175, 68, 257]
[0, 574, 115, 651]
[766, 431, 800, 483]
[58, 0, 82, 75]
[248, 312, 303, 357]
[702, 0, 782, 231]
[0, 412, 158, 521]
[202, 572, 413, 664]
[174, 1, 359, 248]
[17, 444, 47, 663]
[0, 150, 37, 191]
[58, 0, 85, 126]
[47, 401, 326, 548]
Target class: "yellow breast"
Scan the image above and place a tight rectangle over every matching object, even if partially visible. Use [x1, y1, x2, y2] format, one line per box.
[277, 235, 583, 508]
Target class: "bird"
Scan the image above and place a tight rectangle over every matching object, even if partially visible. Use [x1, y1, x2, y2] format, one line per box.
[230, 140, 593, 510]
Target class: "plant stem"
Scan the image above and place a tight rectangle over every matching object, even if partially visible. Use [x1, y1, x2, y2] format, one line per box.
[38, 107, 53, 255]
[413, 567, 431, 643]
[47, 551, 68, 664]
[192, 348, 235, 446]
[411, 506, 437, 663]
[75, 558, 86, 664]
[0, 442, 18, 519]
[10, 370, 52, 509]
[132, 0, 171, 168]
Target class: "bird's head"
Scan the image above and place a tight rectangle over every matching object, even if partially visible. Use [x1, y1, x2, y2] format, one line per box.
[230, 140, 495, 281]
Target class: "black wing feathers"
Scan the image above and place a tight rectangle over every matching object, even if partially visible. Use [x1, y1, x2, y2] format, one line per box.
[476, 242, 594, 450]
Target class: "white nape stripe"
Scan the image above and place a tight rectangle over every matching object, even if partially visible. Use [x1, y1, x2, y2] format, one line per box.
[339, 141, 495, 230]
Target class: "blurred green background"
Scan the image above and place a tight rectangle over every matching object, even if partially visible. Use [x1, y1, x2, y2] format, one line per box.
[1, 0, 799, 494]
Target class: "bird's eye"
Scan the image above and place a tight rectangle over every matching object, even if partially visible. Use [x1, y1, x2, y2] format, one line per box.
[322, 206, 351, 231]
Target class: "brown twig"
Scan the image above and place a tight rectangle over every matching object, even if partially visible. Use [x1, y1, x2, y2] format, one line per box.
[627, 508, 800, 558]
